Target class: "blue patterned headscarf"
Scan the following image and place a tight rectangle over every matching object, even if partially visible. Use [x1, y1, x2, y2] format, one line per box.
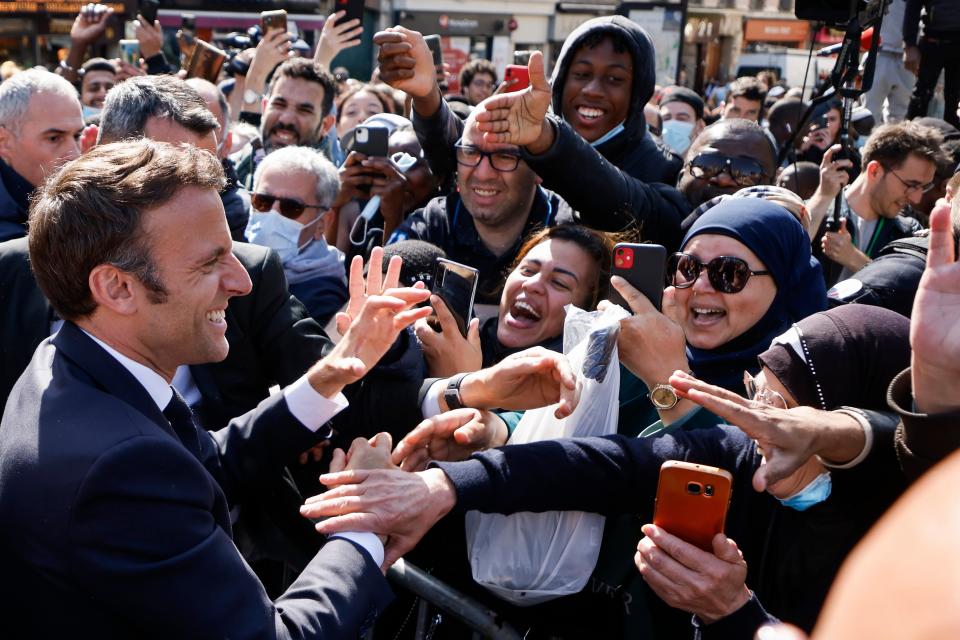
[680, 198, 827, 392]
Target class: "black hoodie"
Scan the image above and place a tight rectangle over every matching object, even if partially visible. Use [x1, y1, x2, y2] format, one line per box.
[521, 15, 689, 250]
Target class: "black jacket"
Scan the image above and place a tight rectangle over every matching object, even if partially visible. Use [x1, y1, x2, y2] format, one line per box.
[221, 157, 251, 243]
[827, 235, 928, 317]
[904, 0, 960, 46]
[387, 188, 575, 305]
[0, 159, 31, 244]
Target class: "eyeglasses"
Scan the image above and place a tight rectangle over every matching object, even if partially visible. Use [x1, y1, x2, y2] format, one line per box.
[454, 142, 523, 172]
[251, 193, 327, 219]
[667, 253, 771, 294]
[469, 78, 495, 90]
[687, 151, 769, 187]
[743, 371, 787, 409]
[882, 165, 936, 195]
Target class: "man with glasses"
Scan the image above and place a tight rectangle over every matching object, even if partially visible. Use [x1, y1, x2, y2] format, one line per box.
[247, 145, 347, 325]
[387, 111, 573, 313]
[677, 119, 779, 230]
[459, 59, 497, 107]
[808, 121, 943, 285]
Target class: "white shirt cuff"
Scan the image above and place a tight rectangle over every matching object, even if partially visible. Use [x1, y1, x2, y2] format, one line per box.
[821, 408, 874, 469]
[331, 531, 384, 567]
[421, 379, 446, 418]
[283, 376, 349, 432]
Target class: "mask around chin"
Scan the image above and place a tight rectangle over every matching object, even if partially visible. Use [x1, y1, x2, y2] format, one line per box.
[244, 210, 321, 263]
[661, 120, 695, 156]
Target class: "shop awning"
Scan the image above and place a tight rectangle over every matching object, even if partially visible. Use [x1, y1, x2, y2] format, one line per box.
[743, 19, 810, 43]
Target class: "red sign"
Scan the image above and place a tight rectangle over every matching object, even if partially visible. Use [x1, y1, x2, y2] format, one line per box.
[442, 38, 469, 94]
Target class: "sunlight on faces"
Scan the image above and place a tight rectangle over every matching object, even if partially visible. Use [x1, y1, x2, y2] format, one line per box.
[456, 118, 538, 227]
[673, 234, 777, 350]
[254, 167, 327, 246]
[560, 37, 633, 143]
[262, 76, 329, 153]
[0, 91, 83, 187]
[338, 90, 387, 140]
[677, 125, 776, 207]
[869, 154, 937, 218]
[497, 239, 599, 349]
[134, 186, 251, 375]
[80, 70, 115, 109]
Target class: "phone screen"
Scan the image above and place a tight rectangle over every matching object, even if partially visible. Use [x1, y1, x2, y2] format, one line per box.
[429, 259, 479, 337]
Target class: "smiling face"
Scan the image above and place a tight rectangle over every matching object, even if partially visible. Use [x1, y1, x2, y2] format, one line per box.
[868, 153, 937, 218]
[677, 123, 776, 208]
[465, 71, 496, 106]
[497, 238, 600, 349]
[80, 69, 115, 109]
[135, 186, 252, 375]
[337, 89, 386, 139]
[672, 234, 777, 350]
[560, 37, 633, 143]
[456, 120, 539, 228]
[0, 91, 84, 187]
[261, 76, 329, 153]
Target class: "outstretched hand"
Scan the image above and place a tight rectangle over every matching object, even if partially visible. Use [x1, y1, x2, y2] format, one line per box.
[910, 205, 960, 414]
[392, 408, 508, 471]
[314, 11, 363, 69]
[473, 51, 553, 150]
[373, 27, 437, 100]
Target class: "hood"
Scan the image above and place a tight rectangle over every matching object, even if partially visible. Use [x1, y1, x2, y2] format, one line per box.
[550, 15, 656, 142]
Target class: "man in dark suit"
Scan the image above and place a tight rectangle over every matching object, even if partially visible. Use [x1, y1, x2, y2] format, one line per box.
[0, 139, 431, 637]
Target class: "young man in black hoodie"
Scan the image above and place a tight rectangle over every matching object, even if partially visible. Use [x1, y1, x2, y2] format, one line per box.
[375, 16, 689, 251]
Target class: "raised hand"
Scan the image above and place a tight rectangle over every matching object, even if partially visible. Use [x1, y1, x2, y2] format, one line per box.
[372, 27, 436, 100]
[391, 408, 508, 471]
[314, 11, 363, 69]
[413, 296, 482, 378]
[818, 144, 853, 199]
[70, 3, 113, 45]
[635, 525, 751, 624]
[474, 51, 553, 150]
[910, 205, 960, 414]
[302, 467, 458, 568]
[245, 28, 292, 95]
[668, 371, 865, 491]
[821, 218, 868, 271]
[458, 346, 580, 418]
[335, 245, 407, 335]
[133, 15, 163, 59]
[328, 433, 397, 473]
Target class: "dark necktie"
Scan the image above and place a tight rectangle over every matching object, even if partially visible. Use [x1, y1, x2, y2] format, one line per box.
[162, 388, 202, 460]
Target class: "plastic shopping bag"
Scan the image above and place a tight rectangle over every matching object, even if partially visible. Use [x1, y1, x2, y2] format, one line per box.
[464, 303, 629, 605]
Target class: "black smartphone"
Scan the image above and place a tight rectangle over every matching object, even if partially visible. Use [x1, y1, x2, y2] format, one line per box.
[428, 258, 479, 337]
[335, 0, 365, 25]
[608, 243, 667, 311]
[139, 0, 159, 24]
[350, 125, 388, 157]
[424, 35, 443, 67]
[181, 14, 196, 44]
[513, 50, 533, 66]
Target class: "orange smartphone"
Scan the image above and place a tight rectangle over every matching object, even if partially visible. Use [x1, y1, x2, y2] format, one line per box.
[186, 40, 228, 83]
[504, 64, 530, 92]
[260, 9, 288, 35]
[653, 460, 733, 552]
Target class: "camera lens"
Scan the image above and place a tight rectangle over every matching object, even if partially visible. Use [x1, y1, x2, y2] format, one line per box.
[686, 482, 701, 495]
[704, 484, 714, 497]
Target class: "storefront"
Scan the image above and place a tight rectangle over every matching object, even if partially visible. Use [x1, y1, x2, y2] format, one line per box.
[742, 18, 810, 49]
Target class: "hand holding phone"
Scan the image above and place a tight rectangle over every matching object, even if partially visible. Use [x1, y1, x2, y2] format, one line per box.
[427, 259, 479, 337]
[653, 461, 733, 552]
[260, 10, 288, 36]
[139, 0, 159, 25]
[118, 39, 140, 66]
[607, 243, 667, 311]
[335, 0, 365, 25]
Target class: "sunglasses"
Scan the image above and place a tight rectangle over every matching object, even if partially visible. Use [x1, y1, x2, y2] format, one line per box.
[687, 151, 768, 187]
[668, 253, 771, 293]
[251, 193, 326, 219]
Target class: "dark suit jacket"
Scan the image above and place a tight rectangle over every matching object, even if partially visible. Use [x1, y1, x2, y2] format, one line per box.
[0, 236, 329, 425]
[0, 321, 392, 638]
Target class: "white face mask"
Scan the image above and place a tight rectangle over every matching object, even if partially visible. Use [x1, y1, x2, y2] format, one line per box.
[245, 210, 323, 263]
[661, 120, 696, 156]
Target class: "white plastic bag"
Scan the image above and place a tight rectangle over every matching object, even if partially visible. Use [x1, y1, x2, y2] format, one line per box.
[464, 303, 628, 606]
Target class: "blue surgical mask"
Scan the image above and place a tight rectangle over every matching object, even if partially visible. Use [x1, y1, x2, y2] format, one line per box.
[661, 120, 695, 156]
[82, 104, 101, 120]
[778, 471, 832, 511]
[590, 121, 626, 147]
[245, 210, 323, 264]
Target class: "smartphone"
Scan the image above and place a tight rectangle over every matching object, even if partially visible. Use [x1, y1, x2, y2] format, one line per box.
[513, 50, 533, 66]
[425, 35, 443, 67]
[186, 39, 228, 83]
[335, 0, 365, 25]
[607, 243, 667, 311]
[118, 39, 140, 66]
[428, 258, 479, 337]
[504, 64, 530, 92]
[139, 0, 159, 25]
[653, 461, 733, 552]
[350, 125, 389, 157]
[260, 10, 287, 36]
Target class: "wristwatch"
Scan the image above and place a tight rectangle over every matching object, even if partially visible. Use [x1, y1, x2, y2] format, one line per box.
[443, 372, 471, 410]
[242, 88, 262, 105]
[650, 383, 679, 410]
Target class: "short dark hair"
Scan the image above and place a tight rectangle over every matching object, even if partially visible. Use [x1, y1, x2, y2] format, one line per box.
[80, 57, 117, 77]
[335, 83, 392, 125]
[97, 75, 217, 144]
[28, 140, 225, 321]
[459, 58, 498, 90]
[578, 30, 631, 55]
[268, 58, 336, 118]
[862, 121, 946, 171]
[728, 76, 767, 104]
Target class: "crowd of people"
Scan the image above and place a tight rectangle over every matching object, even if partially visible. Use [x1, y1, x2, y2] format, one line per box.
[1, 1, 959, 638]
